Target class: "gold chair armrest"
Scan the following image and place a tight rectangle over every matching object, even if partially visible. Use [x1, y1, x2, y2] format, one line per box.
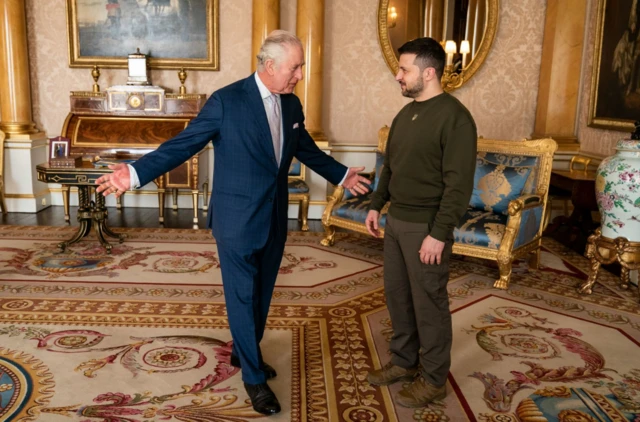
[507, 194, 543, 216]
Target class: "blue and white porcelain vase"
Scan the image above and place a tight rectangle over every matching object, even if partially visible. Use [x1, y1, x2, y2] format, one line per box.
[595, 139, 640, 241]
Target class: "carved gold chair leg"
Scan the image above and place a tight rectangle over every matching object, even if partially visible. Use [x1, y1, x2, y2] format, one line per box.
[300, 194, 310, 231]
[192, 189, 199, 228]
[158, 189, 166, 224]
[172, 188, 179, 211]
[202, 178, 209, 212]
[495, 251, 512, 290]
[321, 225, 336, 247]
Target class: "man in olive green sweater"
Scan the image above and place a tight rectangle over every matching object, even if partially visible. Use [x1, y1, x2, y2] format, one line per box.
[365, 38, 477, 407]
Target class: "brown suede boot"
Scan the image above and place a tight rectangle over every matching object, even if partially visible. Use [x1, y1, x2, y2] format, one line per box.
[367, 362, 418, 386]
[396, 377, 446, 408]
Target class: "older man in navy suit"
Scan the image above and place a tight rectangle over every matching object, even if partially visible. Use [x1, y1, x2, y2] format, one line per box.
[95, 30, 371, 416]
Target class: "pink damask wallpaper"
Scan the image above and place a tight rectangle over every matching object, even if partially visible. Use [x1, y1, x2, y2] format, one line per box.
[25, 0, 546, 146]
[577, 0, 625, 157]
[324, 0, 547, 144]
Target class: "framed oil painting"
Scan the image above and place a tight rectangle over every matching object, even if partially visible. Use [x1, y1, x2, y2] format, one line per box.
[589, 0, 640, 131]
[66, 0, 219, 70]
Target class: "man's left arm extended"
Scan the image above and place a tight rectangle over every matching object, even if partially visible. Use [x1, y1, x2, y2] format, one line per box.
[430, 122, 477, 243]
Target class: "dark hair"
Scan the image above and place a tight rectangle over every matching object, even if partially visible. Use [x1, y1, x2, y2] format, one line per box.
[398, 37, 445, 79]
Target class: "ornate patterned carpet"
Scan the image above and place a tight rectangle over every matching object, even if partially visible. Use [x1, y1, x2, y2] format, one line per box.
[0, 225, 639, 421]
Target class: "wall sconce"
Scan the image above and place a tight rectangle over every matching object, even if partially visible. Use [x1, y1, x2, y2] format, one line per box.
[442, 40, 463, 92]
[460, 40, 470, 67]
[444, 40, 457, 66]
[388, 6, 397, 29]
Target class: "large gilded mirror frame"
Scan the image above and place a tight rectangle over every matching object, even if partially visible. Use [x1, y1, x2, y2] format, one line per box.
[378, 0, 499, 92]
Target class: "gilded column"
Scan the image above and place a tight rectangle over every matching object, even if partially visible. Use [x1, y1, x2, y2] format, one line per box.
[532, 0, 587, 151]
[0, 0, 38, 134]
[252, 0, 280, 72]
[295, 0, 327, 144]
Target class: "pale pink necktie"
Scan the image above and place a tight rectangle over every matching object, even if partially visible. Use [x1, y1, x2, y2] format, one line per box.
[267, 94, 281, 166]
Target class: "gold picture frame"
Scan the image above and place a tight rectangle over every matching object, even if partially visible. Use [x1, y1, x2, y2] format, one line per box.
[66, 0, 219, 70]
[589, 0, 639, 131]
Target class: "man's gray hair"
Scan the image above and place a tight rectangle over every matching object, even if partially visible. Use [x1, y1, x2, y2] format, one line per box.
[256, 30, 303, 71]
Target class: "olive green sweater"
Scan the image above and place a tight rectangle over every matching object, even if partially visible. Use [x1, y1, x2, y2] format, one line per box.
[369, 92, 477, 242]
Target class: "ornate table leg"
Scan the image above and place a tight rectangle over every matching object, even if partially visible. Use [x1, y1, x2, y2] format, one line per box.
[62, 185, 70, 223]
[116, 192, 123, 210]
[172, 188, 179, 211]
[578, 229, 640, 301]
[93, 191, 125, 254]
[578, 230, 602, 295]
[58, 186, 92, 252]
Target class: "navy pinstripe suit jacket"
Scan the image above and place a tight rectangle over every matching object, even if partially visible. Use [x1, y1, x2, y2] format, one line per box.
[132, 75, 347, 249]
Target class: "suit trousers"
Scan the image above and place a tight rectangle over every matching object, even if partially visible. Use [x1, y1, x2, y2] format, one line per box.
[216, 210, 285, 384]
[384, 214, 453, 387]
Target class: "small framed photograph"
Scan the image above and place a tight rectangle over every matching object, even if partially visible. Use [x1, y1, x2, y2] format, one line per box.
[49, 137, 71, 160]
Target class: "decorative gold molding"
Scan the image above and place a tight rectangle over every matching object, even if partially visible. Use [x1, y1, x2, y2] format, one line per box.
[165, 93, 207, 100]
[377, 0, 499, 92]
[5, 188, 50, 199]
[3, 144, 47, 150]
[70, 91, 107, 98]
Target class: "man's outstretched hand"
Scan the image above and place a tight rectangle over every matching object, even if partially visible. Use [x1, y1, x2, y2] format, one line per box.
[343, 167, 372, 196]
[95, 164, 131, 198]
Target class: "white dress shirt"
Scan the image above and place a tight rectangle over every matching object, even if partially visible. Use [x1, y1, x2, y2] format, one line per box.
[128, 73, 348, 189]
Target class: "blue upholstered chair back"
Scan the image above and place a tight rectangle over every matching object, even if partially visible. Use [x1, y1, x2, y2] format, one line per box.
[469, 152, 540, 215]
[289, 158, 302, 178]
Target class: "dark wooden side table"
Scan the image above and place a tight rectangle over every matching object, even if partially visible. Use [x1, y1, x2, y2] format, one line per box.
[36, 162, 126, 253]
[544, 169, 598, 252]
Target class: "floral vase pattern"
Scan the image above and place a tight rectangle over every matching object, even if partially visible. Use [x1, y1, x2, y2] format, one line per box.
[595, 139, 640, 241]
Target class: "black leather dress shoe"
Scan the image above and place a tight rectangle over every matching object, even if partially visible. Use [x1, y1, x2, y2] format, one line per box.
[244, 382, 281, 415]
[230, 354, 277, 379]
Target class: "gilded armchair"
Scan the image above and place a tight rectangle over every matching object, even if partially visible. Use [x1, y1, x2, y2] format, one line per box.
[289, 157, 310, 231]
[321, 126, 557, 290]
[454, 138, 557, 289]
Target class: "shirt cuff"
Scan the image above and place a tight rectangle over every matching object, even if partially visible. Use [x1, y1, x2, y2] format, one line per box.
[128, 164, 141, 189]
[337, 169, 349, 186]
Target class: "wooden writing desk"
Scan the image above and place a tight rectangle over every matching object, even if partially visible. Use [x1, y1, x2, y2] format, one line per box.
[60, 86, 207, 227]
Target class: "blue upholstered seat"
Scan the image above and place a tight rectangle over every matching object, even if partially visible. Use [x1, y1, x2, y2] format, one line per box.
[331, 195, 388, 227]
[288, 178, 309, 193]
[454, 209, 508, 248]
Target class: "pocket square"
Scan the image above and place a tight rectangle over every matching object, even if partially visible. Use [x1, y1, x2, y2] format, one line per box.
[293, 123, 299, 129]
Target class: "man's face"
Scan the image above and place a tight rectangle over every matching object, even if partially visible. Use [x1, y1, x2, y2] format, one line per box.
[396, 53, 425, 98]
[268, 44, 305, 94]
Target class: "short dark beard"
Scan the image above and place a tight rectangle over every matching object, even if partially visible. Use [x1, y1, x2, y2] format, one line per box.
[401, 77, 424, 98]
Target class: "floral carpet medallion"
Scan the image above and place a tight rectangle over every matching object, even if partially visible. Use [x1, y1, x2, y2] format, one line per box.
[0, 225, 639, 421]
